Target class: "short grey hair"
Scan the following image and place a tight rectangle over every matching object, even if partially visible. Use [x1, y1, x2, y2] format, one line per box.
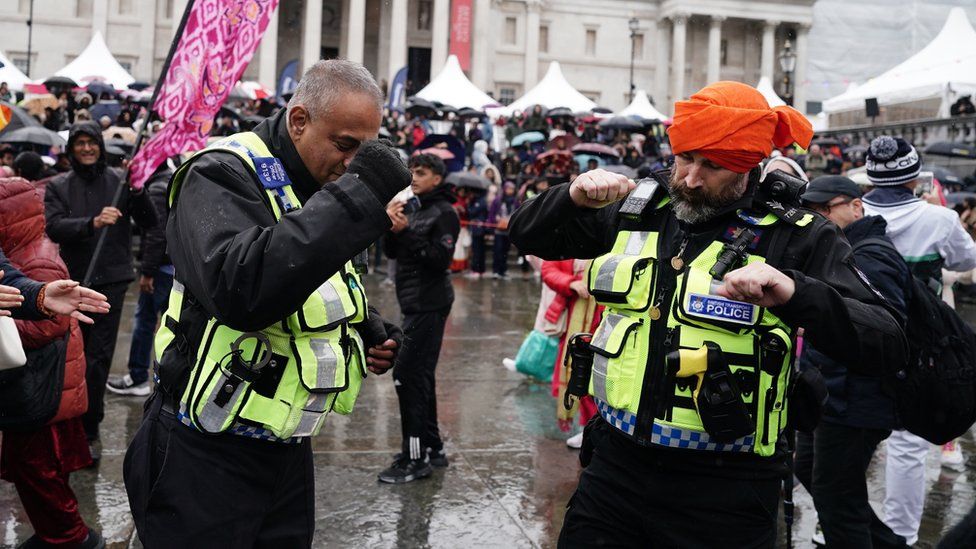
[287, 59, 384, 118]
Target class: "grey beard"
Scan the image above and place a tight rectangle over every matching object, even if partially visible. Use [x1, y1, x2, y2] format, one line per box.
[671, 199, 721, 224]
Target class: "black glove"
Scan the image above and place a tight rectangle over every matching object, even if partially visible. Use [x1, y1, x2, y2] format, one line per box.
[347, 139, 411, 206]
[355, 306, 404, 351]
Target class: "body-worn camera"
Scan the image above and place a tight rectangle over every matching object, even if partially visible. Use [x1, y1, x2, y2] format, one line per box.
[757, 168, 807, 205]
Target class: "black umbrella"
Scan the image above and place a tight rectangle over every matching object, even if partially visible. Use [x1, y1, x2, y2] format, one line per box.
[924, 165, 961, 186]
[434, 102, 458, 118]
[405, 97, 438, 118]
[43, 76, 78, 91]
[925, 142, 976, 158]
[592, 107, 614, 115]
[0, 126, 66, 147]
[104, 138, 134, 156]
[0, 101, 43, 136]
[945, 191, 976, 206]
[90, 100, 122, 123]
[446, 171, 491, 190]
[127, 81, 151, 91]
[87, 81, 117, 99]
[598, 116, 644, 132]
[546, 107, 575, 119]
[457, 107, 486, 120]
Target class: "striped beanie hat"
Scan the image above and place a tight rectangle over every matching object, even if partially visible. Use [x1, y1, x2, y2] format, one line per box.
[866, 136, 921, 186]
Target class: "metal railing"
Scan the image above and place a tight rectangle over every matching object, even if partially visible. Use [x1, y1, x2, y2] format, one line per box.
[815, 115, 976, 147]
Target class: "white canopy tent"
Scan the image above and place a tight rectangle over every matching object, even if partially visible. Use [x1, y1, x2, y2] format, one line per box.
[756, 77, 787, 108]
[618, 89, 668, 120]
[53, 32, 135, 89]
[0, 51, 31, 92]
[505, 62, 597, 114]
[822, 7, 976, 120]
[415, 55, 497, 110]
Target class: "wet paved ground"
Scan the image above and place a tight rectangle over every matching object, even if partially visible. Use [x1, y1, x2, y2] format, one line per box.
[2, 272, 975, 548]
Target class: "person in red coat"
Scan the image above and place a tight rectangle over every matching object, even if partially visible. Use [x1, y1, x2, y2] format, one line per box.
[541, 259, 603, 448]
[0, 176, 102, 548]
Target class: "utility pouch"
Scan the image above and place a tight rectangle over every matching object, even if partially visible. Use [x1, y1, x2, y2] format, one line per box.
[668, 342, 754, 442]
[564, 333, 594, 410]
[194, 331, 271, 434]
[587, 232, 659, 311]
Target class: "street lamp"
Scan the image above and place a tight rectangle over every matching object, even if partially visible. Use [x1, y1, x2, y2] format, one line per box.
[628, 17, 640, 102]
[778, 39, 797, 107]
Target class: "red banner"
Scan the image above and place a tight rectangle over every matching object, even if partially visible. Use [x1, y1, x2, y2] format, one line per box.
[449, 0, 473, 71]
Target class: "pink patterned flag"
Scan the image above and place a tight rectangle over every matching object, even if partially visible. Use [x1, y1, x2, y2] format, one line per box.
[128, 0, 279, 190]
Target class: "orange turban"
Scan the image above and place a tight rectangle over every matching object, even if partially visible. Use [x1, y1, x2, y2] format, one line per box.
[667, 81, 814, 173]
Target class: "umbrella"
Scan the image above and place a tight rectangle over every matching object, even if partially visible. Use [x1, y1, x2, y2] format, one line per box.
[925, 142, 976, 158]
[598, 116, 643, 132]
[457, 107, 486, 120]
[417, 134, 466, 172]
[103, 127, 137, 144]
[446, 171, 490, 190]
[90, 101, 122, 123]
[104, 144, 127, 157]
[127, 81, 151, 91]
[43, 76, 78, 91]
[511, 131, 546, 147]
[405, 97, 438, 118]
[104, 137, 134, 155]
[416, 147, 455, 160]
[86, 81, 117, 99]
[546, 107, 575, 119]
[946, 191, 976, 206]
[592, 107, 614, 114]
[925, 165, 961, 186]
[601, 164, 637, 179]
[120, 88, 153, 105]
[572, 143, 620, 159]
[575, 153, 608, 171]
[434, 102, 458, 118]
[534, 149, 574, 175]
[218, 105, 241, 120]
[547, 132, 580, 150]
[21, 94, 59, 117]
[0, 126, 66, 147]
[0, 101, 43, 134]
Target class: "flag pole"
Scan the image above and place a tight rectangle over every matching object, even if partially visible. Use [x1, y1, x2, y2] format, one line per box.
[82, 0, 196, 287]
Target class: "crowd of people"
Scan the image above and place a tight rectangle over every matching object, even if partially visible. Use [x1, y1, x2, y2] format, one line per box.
[2, 60, 976, 548]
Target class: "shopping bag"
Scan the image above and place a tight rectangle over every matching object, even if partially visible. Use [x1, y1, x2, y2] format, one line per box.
[514, 330, 558, 383]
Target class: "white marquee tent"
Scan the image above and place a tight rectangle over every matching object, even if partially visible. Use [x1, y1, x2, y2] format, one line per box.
[618, 89, 668, 120]
[53, 32, 135, 89]
[822, 7, 976, 117]
[756, 77, 787, 108]
[415, 55, 497, 110]
[505, 62, 597, 114]
[0, 51, 31, 92]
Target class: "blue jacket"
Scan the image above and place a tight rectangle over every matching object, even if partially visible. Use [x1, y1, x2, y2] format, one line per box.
[799, 215, 910, 430]
[0, 246, 44, 321]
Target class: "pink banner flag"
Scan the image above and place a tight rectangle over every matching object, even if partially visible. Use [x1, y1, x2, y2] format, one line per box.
[449, 0, 473, 71]
[128, 0, 278, 190]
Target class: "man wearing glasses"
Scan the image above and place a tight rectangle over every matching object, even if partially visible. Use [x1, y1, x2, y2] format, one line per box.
[796, 175, 911, 548]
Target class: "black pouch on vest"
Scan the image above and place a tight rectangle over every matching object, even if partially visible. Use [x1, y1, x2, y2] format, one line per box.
[696, 345, 755, 442]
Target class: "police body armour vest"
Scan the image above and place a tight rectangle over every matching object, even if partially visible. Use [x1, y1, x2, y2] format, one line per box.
[586, 207, 807, 456]
[153, 132, 369, 439]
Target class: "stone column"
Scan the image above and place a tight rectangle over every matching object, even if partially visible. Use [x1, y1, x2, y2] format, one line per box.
[670, 13, 687, 103]
[388, 0, 408, 84]
[301, 0, 323, 73]
[139, 1, 156, 81]
[258, 4, 279, 88]
[524, 0, 542, 89]
[654, 17, 670, 112]
[171, 0, 188, 38]
[760, 20, 778, 81]
[346, 0, 367, 64]
[707, 16, 724, 84]
[431, 0, 450, 76]
[92, 0, 108, 37]
[471, 0, 491, 89]
[793, 24, 810, 113]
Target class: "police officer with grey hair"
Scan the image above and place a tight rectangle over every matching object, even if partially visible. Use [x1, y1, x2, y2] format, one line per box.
[123, 59, 411, 546]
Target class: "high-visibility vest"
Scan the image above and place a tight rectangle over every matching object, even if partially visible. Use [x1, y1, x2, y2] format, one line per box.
[586, 206, 812, 456]
[154, 132, 369, 439]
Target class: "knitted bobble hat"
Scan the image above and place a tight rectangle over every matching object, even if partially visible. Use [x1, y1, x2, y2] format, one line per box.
[865, 136, 921, 186]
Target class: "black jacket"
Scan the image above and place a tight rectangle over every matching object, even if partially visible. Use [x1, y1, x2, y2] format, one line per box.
[155, 109, 406, 402]
[383, 184, 460, 314]
[800, 215, 909, 430]
[44, 122, 157, 286]
[139, 167, 173, 276]
[509, 180, 908, 476]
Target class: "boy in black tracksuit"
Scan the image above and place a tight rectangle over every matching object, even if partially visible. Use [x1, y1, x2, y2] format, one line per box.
[379, 154, 461, 483]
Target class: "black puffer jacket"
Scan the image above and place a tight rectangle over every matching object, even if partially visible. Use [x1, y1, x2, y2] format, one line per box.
[138, 164, 173, 276]
[384, 184, 461, 314]
[43, 122, 157, 285]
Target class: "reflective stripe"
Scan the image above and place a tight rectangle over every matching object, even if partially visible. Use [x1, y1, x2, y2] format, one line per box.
[316, 281, 345, 324]
[310, 338, 340, 388]
[589, 316, 622, 403]
[593, 255, 626, 293]
[595, 398, 637, 435]
[291, 393, 331, 437]
[197, 371, 243, 433]
[172, 279, 185, 294]
[649, 423, 755, 453]
[623, 231, 651, 256]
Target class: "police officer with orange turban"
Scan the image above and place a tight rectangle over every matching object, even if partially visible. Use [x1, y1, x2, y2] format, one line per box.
[510, 81, 907, 547]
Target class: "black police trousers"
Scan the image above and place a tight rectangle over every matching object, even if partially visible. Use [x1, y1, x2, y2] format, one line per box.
[80, 281, 128, 441]
[558, 421, 780, 548]
[393, 308, 450, 459]
[123, 393, 314, 548]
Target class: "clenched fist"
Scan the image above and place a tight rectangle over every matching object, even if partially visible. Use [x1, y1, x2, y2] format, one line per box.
[714, 262, 796, 308]
[569, 169, 637, 209]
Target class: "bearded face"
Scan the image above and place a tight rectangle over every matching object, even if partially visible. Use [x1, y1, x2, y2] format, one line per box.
[668, 153, 750, 224]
